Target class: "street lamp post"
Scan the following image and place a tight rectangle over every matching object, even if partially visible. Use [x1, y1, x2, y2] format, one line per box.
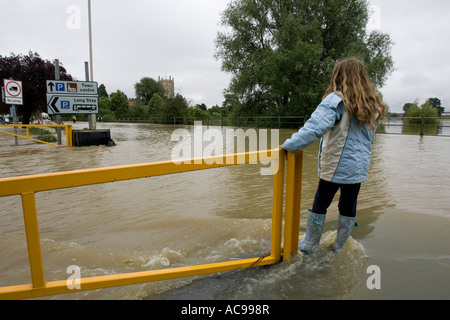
[87, 0, 96, 130]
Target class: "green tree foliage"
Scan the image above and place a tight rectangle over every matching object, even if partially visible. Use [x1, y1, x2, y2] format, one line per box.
[129, 105, 146, 118]
[195, 103, 208, 111]
[164, 94, 189, 118]
[426, 98, 444, 117]
[98, 96, 115, 120]
[187, 106, 209, 119]
[98, 84, 109, 98]
[148, 92, 203, 120]
[134, 77, 166, 105]
[0, 51, 74, 124]
[110, 90, 129, 118]
[148, 93, 164, 117]
[403, 102, 414, 113]
[215, 0, 394, 117]
[404, 100, 438, 124]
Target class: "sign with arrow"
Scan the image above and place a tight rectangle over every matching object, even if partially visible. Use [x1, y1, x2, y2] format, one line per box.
[46, 80, 98, 115]
[47, 95, 98, 115]
[46, 80, 98, 95]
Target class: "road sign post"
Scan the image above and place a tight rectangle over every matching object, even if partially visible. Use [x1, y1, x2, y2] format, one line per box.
[3, 79, 23, 146]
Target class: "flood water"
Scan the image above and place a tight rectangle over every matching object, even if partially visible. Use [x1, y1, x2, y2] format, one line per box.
[0, 122, 449, 300]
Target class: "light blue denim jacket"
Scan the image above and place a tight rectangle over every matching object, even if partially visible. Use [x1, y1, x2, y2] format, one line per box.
[281, 92, 376, 184]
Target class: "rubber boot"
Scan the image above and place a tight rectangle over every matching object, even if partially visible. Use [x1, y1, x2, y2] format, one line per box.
[299, 210, 326, 255]
[333, 215, 356, 253]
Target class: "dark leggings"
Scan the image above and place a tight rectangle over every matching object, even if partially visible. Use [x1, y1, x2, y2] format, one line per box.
[311, 179, 361, 218]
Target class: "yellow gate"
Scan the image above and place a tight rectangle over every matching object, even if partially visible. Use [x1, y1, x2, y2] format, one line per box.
[0, 148, 303, 299]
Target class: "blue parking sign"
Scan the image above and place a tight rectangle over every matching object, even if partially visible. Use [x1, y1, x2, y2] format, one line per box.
[56, 83, 65, 92]
[61, 100, 70, 109]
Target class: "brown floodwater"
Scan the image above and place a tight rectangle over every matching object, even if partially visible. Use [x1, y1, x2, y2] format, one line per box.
[0, 122, 449, 300]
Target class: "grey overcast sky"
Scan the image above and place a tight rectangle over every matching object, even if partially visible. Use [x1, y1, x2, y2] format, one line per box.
[1, 0, 449, 112]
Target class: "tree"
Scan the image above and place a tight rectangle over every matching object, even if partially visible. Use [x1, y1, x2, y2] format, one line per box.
[208, 105, 228, 118]
[129, 105, 146, 118]
[98, 84, 108, 98]
[98, 96, 115, 120]
[404, 100, 438, 124]
[110, 90, 129, 118]
[134, 77, 166, 105]
[215, 0, 394, 117]
[164, 94, 188, 118]
[0, 51, 74, 124]
[194, 103, 208, 111]
[222, 93, 240, 113]
[403, 102, 414, 113]
[187, 106, 209, 119]
[148, 93, 164, 117]
[421, 102, 438, 119]
[403, 101, 420, 118]
[426, 98, 444, 117]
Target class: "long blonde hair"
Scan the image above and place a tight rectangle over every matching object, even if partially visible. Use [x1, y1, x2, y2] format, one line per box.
[324, 58, 386, 130]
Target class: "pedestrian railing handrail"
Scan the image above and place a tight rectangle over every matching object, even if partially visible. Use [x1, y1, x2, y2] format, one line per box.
[0, 148, 303, 299]
[0, 124, 73, 147]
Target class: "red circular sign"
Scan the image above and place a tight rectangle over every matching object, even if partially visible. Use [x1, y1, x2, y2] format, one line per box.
[6, 81, 22, 97]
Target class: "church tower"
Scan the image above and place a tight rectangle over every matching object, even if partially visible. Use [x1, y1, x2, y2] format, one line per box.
[158, 76, 175, 99]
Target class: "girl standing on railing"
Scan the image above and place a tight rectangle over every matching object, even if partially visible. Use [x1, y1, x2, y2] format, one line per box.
[281, 58, 386, 254]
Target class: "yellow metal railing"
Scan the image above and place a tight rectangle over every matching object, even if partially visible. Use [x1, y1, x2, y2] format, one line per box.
[0, 124, 73, 147]
[0, 148, 303, 300]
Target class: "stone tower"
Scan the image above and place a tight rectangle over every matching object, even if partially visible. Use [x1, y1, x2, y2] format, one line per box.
[158, 76, 175, 99]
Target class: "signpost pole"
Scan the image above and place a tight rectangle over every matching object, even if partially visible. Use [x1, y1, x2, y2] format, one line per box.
[54, 59, 62, 145]
[87, 0, 96, 130]
[4, 77, 24, 146]
[9, 77, 18, 146]
[85, 62, 96, 130]
[12, 105, 18, 146]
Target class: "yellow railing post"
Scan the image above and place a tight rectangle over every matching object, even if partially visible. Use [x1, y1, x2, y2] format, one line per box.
[283, 151, 303, 261]
[270, 148, 285, 261]
[66, 125, 73, 147]
[21, 192, 46, 289]
[291, 151, 303, 252]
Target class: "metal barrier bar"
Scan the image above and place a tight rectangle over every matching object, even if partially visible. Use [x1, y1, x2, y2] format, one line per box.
[271, 149, 285, 261]
[21, 192, 46, 289]
[0, 151, 278, 196]
[0, 256, 278, 300]
[0, 124, 73, 147]
[283, 151, 303, 261]
[0, 148, 303, 299]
